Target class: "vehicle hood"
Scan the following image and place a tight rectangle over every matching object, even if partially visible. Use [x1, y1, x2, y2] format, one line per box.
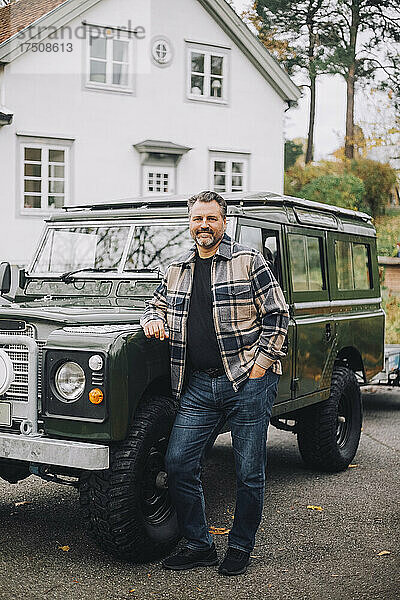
[0, 297, 144, 325]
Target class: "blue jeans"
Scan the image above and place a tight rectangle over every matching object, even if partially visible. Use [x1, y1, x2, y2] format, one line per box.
[165, 369, 279, 553]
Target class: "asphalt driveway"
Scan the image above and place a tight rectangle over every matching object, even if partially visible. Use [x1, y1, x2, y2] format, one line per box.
[0, 386, 398, 600]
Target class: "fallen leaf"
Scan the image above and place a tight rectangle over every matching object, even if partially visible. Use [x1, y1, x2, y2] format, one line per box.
[348, 464, 359, 468]
[307, 505, 323, 511]
[209, 526, 231, 535]
[14, 501, 32, 507]
[377, 551, 390, 556]
[58, 545, 70, 552]
[129, 589, 135, 593]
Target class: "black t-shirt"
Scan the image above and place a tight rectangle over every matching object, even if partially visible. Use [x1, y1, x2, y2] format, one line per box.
[186, 254, 224, 371]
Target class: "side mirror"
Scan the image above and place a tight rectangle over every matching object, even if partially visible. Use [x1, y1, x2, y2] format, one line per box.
[19, 268, 26, 289]
[0, 262, 11, 294]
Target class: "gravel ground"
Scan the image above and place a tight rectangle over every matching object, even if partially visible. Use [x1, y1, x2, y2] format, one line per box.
[0, 386, 398, 600]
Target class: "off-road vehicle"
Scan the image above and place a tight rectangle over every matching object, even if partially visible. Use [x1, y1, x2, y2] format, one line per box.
[0, 192, 385, 561]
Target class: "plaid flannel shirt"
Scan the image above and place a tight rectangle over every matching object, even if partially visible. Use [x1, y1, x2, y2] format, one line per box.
[140, 234, 289, 399]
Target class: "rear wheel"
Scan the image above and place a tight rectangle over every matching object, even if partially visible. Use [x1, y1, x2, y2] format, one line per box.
[297, 367, 362, 472]
[79, 396, 180, 562]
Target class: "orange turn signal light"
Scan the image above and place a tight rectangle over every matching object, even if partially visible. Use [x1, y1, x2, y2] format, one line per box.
[89, 388, 104, 404]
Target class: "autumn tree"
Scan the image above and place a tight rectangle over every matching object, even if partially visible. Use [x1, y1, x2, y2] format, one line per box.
[253, 0, 332, 164]
[320, 0, 400, 159]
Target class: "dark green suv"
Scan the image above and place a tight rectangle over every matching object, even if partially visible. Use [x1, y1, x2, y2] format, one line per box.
[0, 193, 384, 561]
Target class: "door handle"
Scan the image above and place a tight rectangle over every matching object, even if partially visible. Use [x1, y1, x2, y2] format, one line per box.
[325, 323, 332, 342]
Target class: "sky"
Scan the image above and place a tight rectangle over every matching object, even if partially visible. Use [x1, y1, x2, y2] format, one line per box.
[232, 1, 348, 160]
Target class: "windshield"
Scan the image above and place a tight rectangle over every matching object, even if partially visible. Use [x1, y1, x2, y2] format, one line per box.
[32, 226, 130, 273]
[125, 225, 191, 271]
[31, 223, 193, 274]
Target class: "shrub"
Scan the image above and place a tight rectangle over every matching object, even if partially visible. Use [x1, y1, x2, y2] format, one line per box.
[298, 173, 368, 213]
[350, 159, 397, 217]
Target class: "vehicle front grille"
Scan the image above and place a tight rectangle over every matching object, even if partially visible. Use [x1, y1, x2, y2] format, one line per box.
[0, 324, 45, 403]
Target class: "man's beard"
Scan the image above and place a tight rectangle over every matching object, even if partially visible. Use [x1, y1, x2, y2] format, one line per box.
[192, 229, 222, 248]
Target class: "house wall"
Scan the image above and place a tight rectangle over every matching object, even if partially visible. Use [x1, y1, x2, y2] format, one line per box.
[0, 0, 285, 266]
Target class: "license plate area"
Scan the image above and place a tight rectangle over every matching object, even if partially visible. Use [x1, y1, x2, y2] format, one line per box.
[0, 402, 12, 427]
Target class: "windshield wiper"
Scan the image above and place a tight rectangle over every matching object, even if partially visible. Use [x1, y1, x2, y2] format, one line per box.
[60, 268, 117, 282]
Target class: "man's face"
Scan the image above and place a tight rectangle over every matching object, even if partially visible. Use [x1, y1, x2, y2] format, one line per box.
[189, 200, 226, 249]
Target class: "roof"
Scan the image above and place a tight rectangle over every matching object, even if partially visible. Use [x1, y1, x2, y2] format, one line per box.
[0, 0, 66, 45]
[134, 140, 192, 155]
[0, 0, 301, 103]
[51, 191, 374, 229]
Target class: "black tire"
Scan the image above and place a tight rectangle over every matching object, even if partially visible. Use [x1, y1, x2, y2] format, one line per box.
[297, 367, 362, 472]
[0, 459, 30, 483]
[79, 396, 180, 562]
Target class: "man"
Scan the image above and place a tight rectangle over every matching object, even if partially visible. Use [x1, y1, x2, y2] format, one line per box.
[141, 191, 288, 576]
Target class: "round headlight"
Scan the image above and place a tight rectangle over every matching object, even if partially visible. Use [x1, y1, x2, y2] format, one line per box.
[55, 361, 86, 401]
[88, 354, 103, 371]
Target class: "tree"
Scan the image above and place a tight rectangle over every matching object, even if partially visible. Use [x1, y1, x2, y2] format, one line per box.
[350, 158, 397, 216]
[321, 0, 400, 159]
[299, 173, 368, 212]
[285, 156, 397, 216]
[254, 0, 331, 163]
[284, 140, 304, 170]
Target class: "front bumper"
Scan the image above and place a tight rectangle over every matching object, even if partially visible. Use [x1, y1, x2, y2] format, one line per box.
[0, 432, 109, 470]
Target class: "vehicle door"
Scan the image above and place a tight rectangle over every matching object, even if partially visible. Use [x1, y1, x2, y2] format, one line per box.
[238, 220, 293, 403]
[286, 226, 335, 398]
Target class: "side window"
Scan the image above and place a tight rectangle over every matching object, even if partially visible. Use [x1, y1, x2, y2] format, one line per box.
[239, 225, 282, 284]
[335, 240, 371, 290]
[288, 234, 325, 292]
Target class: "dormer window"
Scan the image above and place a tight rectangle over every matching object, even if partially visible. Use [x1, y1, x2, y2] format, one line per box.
[186, 42, 229, 103]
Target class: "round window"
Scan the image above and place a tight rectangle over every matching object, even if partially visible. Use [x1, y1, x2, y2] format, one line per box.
[152, 38, 173, 66]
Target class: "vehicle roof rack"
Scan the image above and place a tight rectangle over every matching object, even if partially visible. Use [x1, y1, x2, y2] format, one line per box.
[59, 191, 372, 222]
[62, 192, 281, 212]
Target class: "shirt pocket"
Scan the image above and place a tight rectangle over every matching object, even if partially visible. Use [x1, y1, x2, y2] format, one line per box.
[166, 294, 185, 332]
[215, 282, 252, 322]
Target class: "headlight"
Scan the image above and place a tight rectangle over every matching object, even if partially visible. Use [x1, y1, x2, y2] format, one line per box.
[55, 361, 86, 401]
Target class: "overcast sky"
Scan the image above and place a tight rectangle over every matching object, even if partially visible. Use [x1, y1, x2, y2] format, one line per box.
[232, 1, 347, 160]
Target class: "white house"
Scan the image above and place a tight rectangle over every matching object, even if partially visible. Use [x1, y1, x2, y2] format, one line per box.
[0, 0, 300, 266]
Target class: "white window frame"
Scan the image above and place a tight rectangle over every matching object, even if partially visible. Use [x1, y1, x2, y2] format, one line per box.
[186, 42, 229, 104]
[20, 141, 71, 215]
[142, 166, 175, 197]
[209, 153, 249, 193]
[85, 31, 134, 94]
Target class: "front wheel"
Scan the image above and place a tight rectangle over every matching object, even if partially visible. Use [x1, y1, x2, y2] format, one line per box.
[297, 367, 362, 472]
[79, 396, 180, 562]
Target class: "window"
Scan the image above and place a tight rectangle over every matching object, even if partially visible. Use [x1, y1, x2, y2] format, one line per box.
[335, 240, 371, 290]
[152, 37, 173, 66]
[239, 225, 282, 285]
[143, 166, 175, 196]
[87, 33, 132, 91]
[210, 154, 248, 193]
[187, 43, 229, 102]
[33, 226, 130, 273]
[289, 234, 325, 292]
[21, 143, 70, 212]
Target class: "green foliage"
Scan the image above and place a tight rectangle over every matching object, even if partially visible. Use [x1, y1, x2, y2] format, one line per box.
[299, 174, 368, 212]
[350, 158, 397, 218]
[381, 290, 400, 344]
[284, 161, 344, 196]
[284, 140, 303, 170]
[285, 158, 397, 217]
[374, 212, 400, 257]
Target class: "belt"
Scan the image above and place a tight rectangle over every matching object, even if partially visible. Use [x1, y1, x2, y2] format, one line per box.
[198, 367, 225, 378]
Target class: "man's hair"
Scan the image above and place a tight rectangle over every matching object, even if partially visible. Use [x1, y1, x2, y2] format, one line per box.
[187, 190, 227, 218]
